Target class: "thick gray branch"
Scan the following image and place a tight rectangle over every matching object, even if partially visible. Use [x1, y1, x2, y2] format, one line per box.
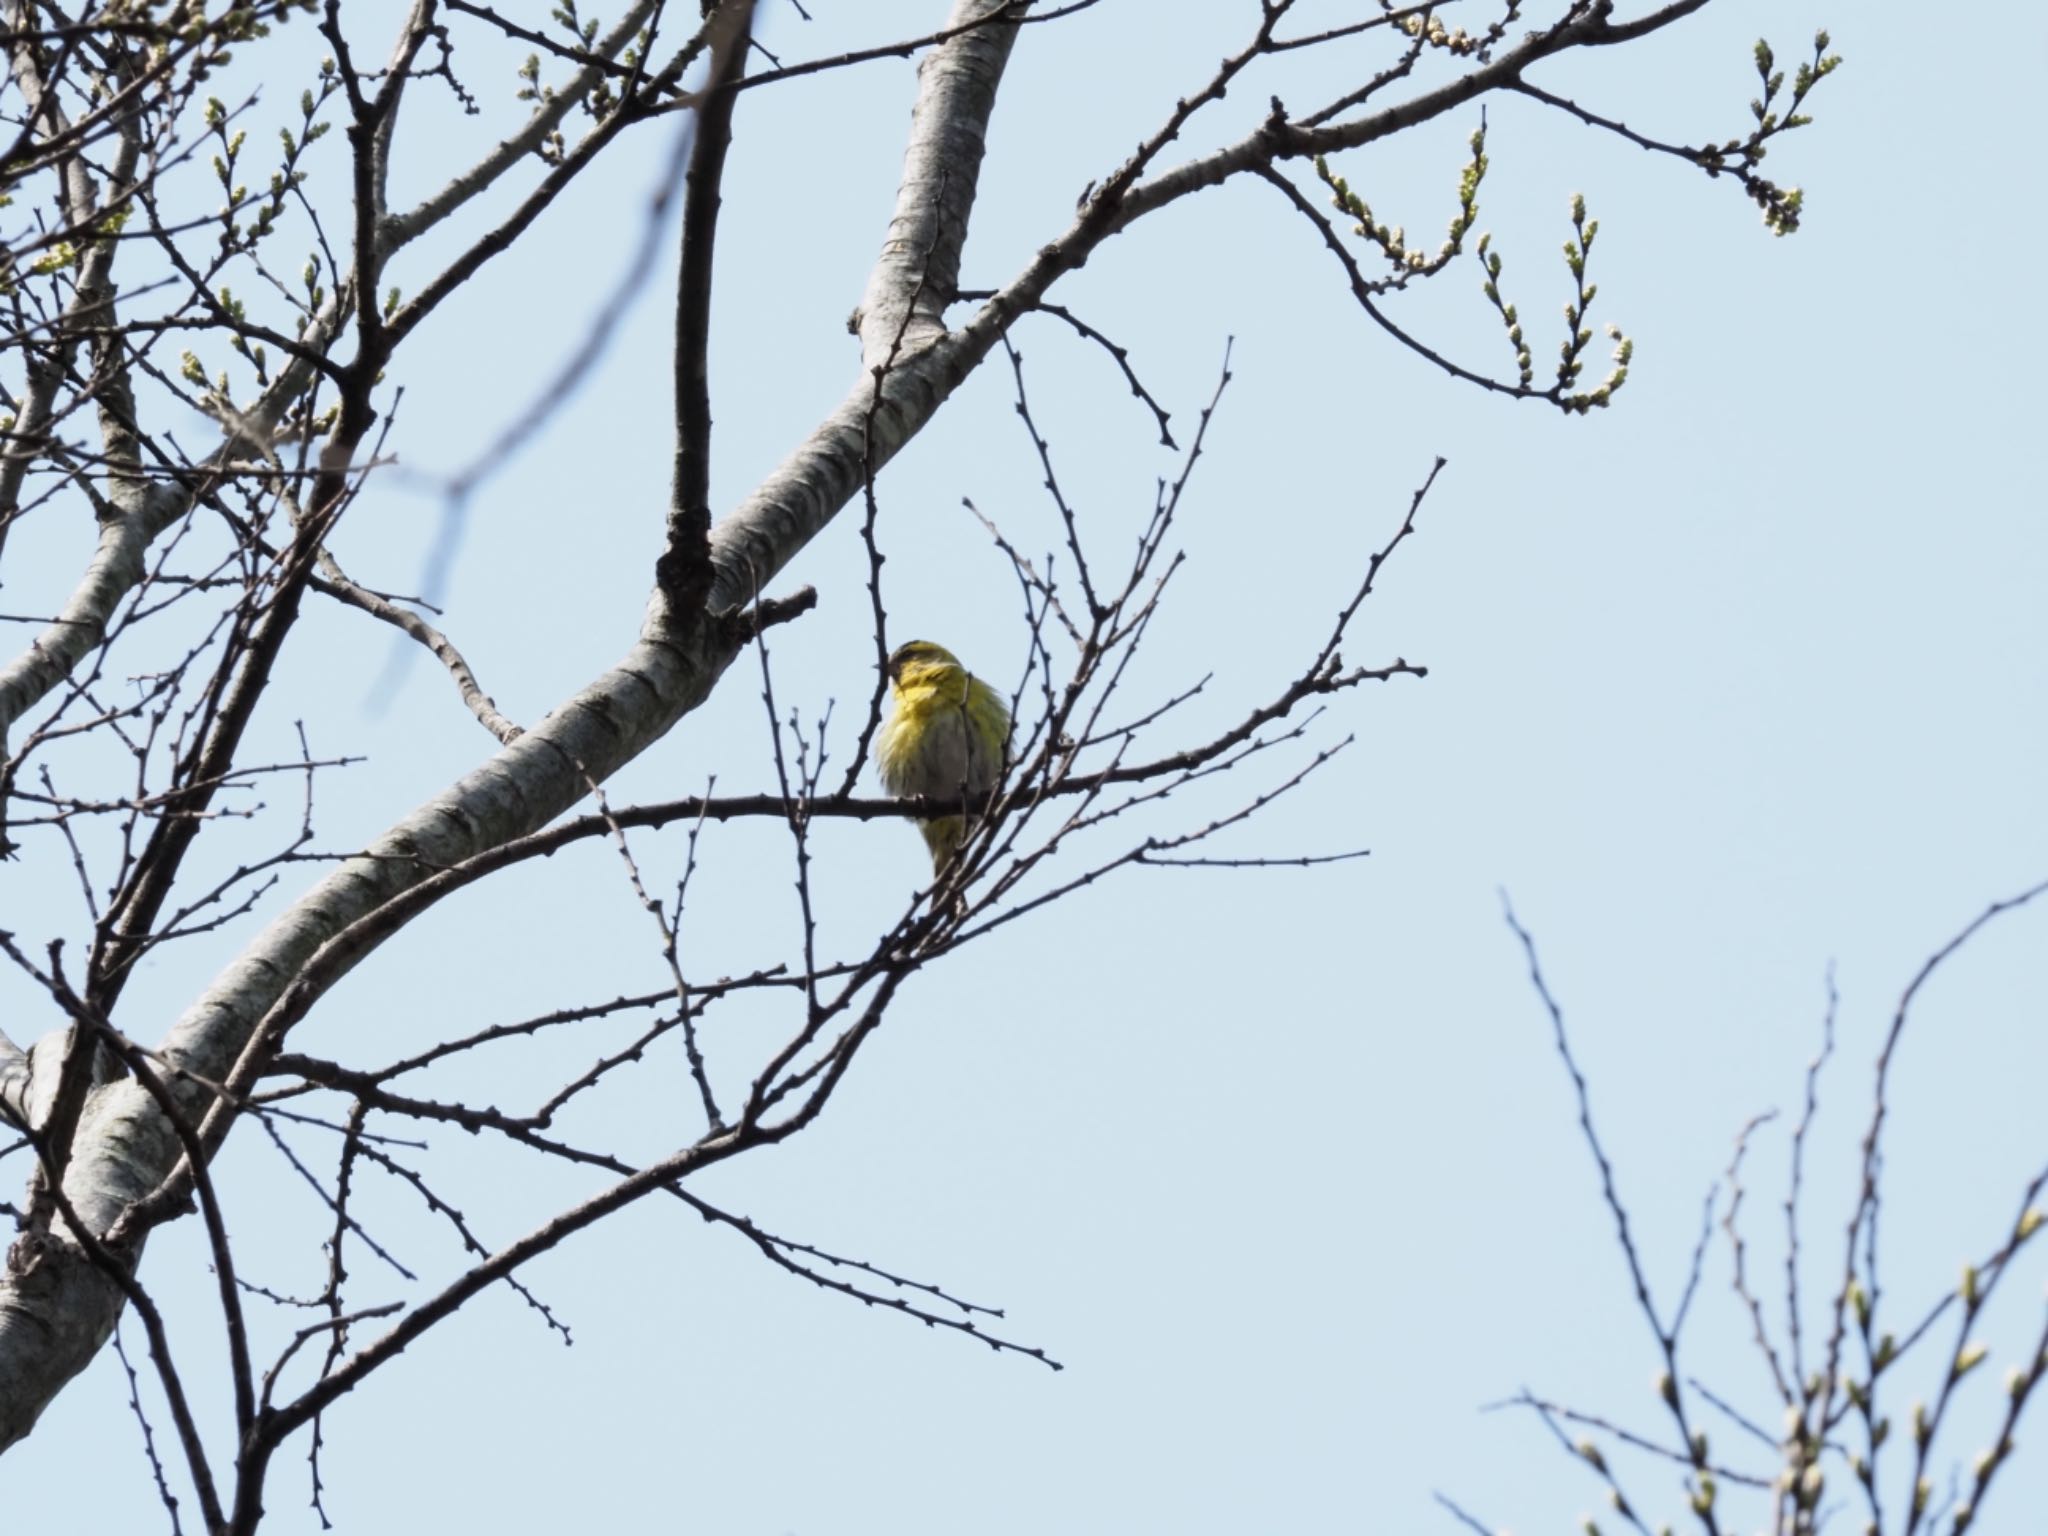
[0, 0, 1029, 1456]
[705, 0, 1020, 610]
[853, 0, 1016, 368]
[0, 1029, 26, 1129]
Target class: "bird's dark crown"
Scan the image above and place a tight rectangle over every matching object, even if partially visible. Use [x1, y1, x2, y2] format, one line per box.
[886, 639, 959, 682]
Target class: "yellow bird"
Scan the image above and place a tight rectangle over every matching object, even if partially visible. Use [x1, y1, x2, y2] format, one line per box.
[874, 639, 1012, 874]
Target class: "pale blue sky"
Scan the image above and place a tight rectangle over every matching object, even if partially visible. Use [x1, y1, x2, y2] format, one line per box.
[5, 2, 2045, 1532]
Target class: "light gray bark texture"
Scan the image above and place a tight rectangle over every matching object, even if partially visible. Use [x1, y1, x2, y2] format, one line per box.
[0, 0, 1022, 1454]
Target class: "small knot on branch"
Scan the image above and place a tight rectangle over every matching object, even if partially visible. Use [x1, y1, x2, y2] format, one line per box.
[728, 585, 819, 646]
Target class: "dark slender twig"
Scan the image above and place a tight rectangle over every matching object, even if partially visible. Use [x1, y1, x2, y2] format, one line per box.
[112, 1326, 185, 1536]
[660, 0, 754, 615]
[1500, 895, 1724, 1536]
[1433, 1491, 1497, 1536]
[835, 165, 951, 799]
[1485, 1390, 1771, 1488]
[954, 292, 1174, 450]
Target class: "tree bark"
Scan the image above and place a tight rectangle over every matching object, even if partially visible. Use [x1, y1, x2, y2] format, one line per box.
[0, 0, 1026, 1456]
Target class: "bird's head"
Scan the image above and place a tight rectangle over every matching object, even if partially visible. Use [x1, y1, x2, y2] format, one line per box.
[886, 639, 961, 687]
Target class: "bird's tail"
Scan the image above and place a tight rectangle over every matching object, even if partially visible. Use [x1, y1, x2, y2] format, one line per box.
[919, 814, 965, 874]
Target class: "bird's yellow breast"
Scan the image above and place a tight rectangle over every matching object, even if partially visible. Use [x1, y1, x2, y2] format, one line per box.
[893, 656, 971, 708]
[875, 659, 1008, 800]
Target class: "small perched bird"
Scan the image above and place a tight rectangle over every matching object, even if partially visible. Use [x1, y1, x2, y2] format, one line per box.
[874, 639, 1012, 875]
